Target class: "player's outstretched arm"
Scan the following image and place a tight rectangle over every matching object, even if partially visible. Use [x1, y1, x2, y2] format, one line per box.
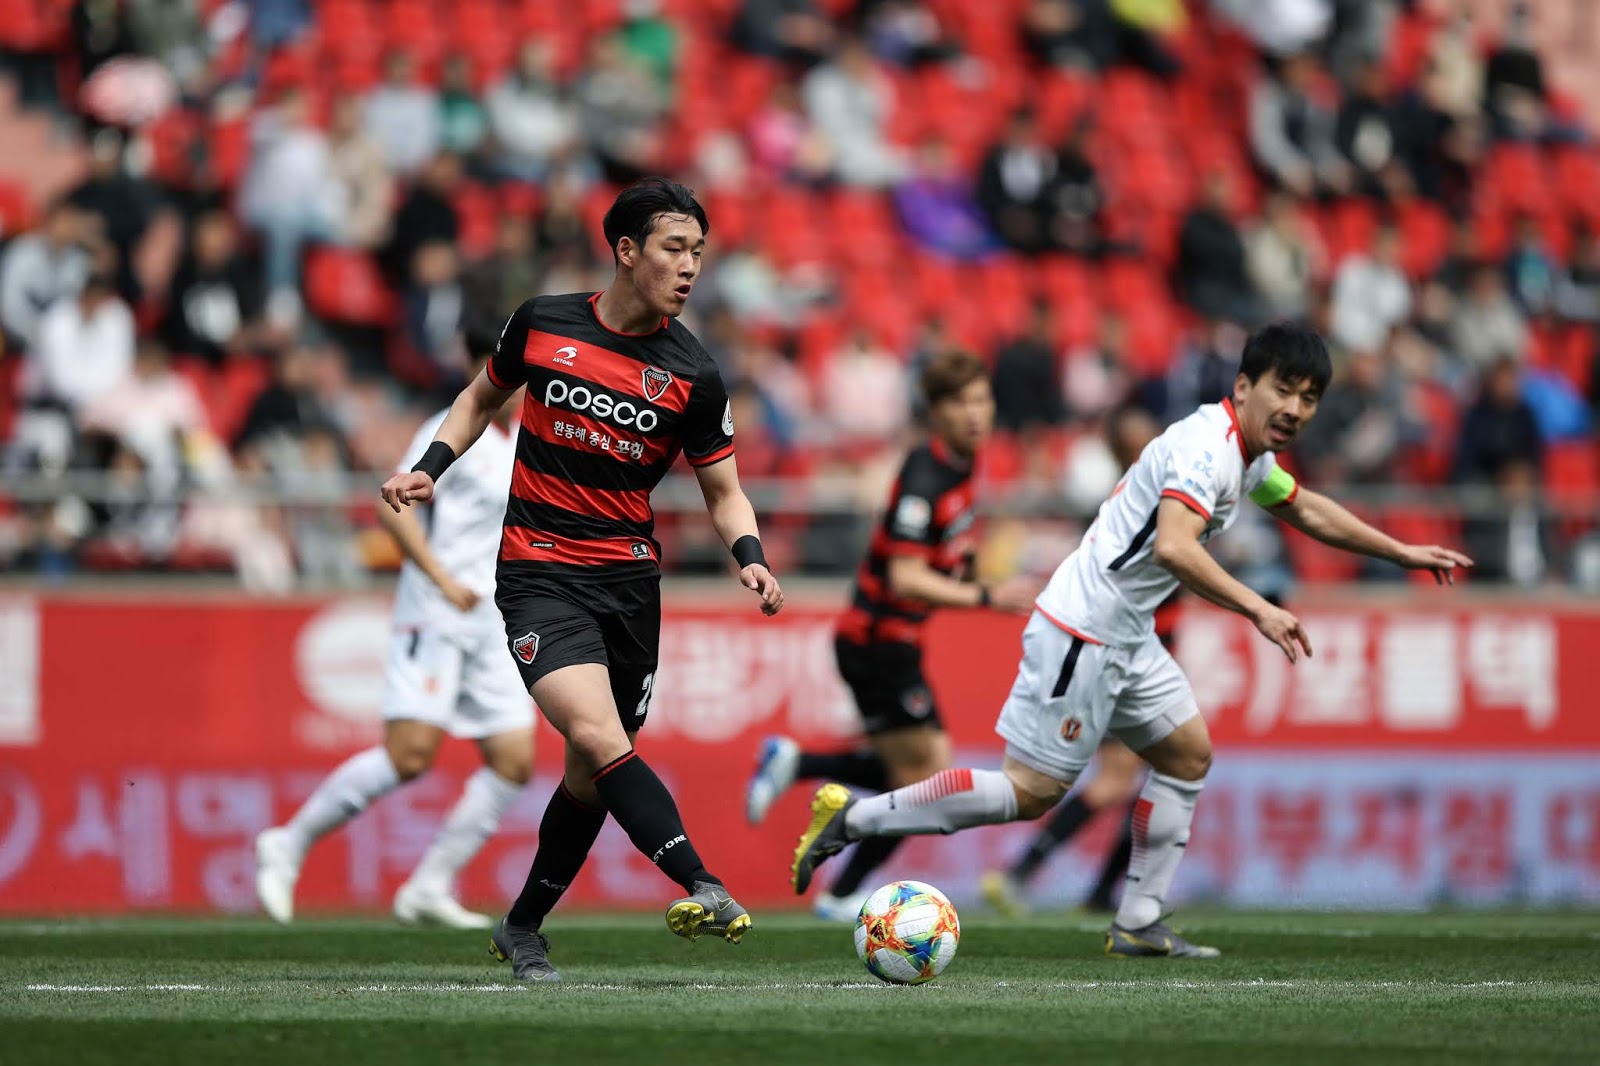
[374, 502, 479, 612]
[1272, 488, 1474, 585]
[1153, 499, 1313, 662]
[693, 455, 784, 616]
[886, 555, 1040, 613]
[380, 370, 513, 512]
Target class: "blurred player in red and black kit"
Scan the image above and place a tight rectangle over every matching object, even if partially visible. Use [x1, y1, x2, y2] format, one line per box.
[744, 351, 1038, 919]
[382, 179, 783, 983]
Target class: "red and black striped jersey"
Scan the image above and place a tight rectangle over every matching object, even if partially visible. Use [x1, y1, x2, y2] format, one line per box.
[487, 291, 734, 584]
[838, 438, 978, 648]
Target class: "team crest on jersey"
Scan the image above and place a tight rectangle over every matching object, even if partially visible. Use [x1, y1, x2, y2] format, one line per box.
[641, 366, 673, 402]
[512, 632, 539, 665]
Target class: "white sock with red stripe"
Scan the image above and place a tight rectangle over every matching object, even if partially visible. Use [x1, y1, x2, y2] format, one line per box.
[843, 769, 1019, 838]
[1115, 772, 1204, 930]
[407, 768, 523, 893]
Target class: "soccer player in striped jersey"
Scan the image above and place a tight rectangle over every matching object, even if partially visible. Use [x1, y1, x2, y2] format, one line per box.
[744, 351, 1039, 920]
[791, 323, 1473, 957]
[382, 179, 783, 983]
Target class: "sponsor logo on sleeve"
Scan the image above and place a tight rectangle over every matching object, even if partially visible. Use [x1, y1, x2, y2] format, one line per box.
[722, 400, 734, 436]
[892, 495, 932, 538]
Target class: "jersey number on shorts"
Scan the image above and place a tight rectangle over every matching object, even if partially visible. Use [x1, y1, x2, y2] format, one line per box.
[635, 673, 655, 718]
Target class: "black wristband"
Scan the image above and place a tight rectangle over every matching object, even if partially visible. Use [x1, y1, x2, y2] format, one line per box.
[411, 440, 457, 482]
[731, 535, 767, 570]
[978, 584, 992, 608]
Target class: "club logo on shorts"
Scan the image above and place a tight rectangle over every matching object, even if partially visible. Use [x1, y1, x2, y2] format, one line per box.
[512, 632, 540, 665]
[902, 686, 933, 718]
[641, 366, 673, 402]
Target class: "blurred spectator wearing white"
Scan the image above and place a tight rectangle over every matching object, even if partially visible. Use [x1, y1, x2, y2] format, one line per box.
[363, 51, 441, 176]
[0, 201, 91, 349]
[80, 338, 209, 492]
[578, 33, 669, 185]
[1214, 0, 1330, 57]
[1250, 51, 1349, 197]
[488, 41, 582, 184]
[328, 94, 394, 250]
[820, 329, 909, 447]
[802, 36, 906, 188]
[1245, 190, 1324, 321]
[241, 87, 343, 313]
[1451, 263, 1529, 374]
[1062, 311, 1132, 420]
[161, 210, 263, 365]
[1330, 221, 1410, 353]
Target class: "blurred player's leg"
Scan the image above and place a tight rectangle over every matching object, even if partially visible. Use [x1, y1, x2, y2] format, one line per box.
[397, 726, 530, 929]
[1085, 811, 1135, 912]
[256, 721, 442, 923]
[745, 736, 891, 825]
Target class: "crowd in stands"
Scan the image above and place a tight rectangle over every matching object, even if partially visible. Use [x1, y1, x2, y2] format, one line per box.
[0, 0, 1596, 589]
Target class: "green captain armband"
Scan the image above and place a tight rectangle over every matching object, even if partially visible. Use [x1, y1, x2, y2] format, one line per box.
[1248, 465, 1300, 509]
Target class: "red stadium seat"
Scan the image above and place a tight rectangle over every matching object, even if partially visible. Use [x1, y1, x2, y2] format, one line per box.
[303, 246, 395, 326]
[1395, 198, 1451, 280]
[453, 182, 499, 259]
[1545, 441, 1600, 504]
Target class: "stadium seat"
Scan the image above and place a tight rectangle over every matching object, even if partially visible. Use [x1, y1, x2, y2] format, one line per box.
[1545, 440, 1600, 503]
[303, 246, 395, 326]
[1395, 198, 1451, 280]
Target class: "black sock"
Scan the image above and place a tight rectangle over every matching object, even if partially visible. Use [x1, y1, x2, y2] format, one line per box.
[507, 781, 607, 928]
[796, 750, 890, 792]
[1009, 795, 1094, 883]
[828, 836, 904, 898]
[592, 751, 718, 892]
[1086, 812, 1135, 910]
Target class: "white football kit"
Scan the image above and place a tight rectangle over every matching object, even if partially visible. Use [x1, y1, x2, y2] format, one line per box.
[997, 398, 1299, 779]
[382, 412, 533, 738]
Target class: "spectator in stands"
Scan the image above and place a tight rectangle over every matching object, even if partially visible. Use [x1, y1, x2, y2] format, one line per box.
[1245, 189, 1324, 321]
[0, 201, 92, 350]
[1212, 0, 1330, 58]
[1505, 214, 1558, 317]
[1147, 318, 1247, 424]
[1451, 262, 1529, 373]
[1295, 345, 1413, 485]
[1331, 220, 1411, 353]
[79, 337, 208, 492]
[729, 0, 833, 66]
[1021, 0, 1110, 71]
[862, 0, 961, 68]
[1463, 456, 1554, 586]
[327, 93, 394, 251]
[403, 240, 465, 390]
[381, 151, 462, 286]
[578, 32, 669, 184]
[993, 299, 1067, 433]
[363, 50, 440, 175]
[747, 81, 834, 186]
[1484, 2, 1548, 142]
[1555, 223, 1600, 324]
[161, 210, 263, 365]
[464, 213, 540, 327]
[241, 86, 342, 318]
[17, 269, 133, 473]
[617, 0, 678, 92]
[487, 40, 582, 184]
[1250, 51, 1350, 198]
[67, 128, 163, 301]
[437, 54, 489, 166]
[802, 35, 906, 188]
[1048, 116, 1103, 256]
[1174, 171, 1258, 325]
[1456, 355, 1542, 483]
[976, 107, 1058, 255]
[1062, 310, 1131, 419]
[1336, 56, 1411, 200]
[820, 327, 909, 448]
[893, 136, 998, 261]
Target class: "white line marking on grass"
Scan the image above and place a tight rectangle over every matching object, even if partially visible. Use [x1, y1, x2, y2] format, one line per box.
[26, 984, 224, 992]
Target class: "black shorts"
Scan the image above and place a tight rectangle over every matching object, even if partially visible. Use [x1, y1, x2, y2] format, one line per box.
[498, 578, 661, 730]
[835, 637, 941, 735]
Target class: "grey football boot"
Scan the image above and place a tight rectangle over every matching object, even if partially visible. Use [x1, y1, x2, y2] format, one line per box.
[1105, 919, 1221, 959]
[489, 916, 563, 982]
[665, 881, 753, 944]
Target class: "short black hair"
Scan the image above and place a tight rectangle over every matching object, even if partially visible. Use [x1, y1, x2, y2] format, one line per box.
[1238, 321, 1333, 397]
[463, 318, 501, 362]
[602, 177, 709, 264]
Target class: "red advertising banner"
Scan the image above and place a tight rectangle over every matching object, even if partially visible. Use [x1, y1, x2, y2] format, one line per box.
[1, 593, 1597, 914]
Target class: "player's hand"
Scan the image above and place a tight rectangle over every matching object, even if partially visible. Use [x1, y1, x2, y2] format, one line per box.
[438, 577, 480, 613]
[1253, 603, 1313, 663]
[741, 563, 784, 616]
[1395, 544, 1475, 586]
[986, 576, 1043, 614]
[381, 471, 435, 512]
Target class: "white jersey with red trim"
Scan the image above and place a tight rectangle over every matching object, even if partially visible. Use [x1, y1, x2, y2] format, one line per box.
[391, 411, 518, 636]
[1034, 399, 1285, 647]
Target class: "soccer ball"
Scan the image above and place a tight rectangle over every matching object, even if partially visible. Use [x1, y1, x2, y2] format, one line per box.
[853, 880, 960, 985]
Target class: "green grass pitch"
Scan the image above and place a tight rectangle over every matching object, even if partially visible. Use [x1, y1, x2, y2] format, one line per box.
[4, 911, 1598, 1066]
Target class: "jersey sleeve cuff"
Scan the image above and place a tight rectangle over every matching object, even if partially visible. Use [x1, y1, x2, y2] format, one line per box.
[485, 359, 516, 390]
[1160, 488, 1212, 523]
[687, 442, 736, 468]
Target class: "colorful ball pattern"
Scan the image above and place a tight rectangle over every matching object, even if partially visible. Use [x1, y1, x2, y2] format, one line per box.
[853, 880, 961, 985]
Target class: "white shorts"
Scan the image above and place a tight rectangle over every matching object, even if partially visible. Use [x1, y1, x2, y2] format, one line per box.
[995, 611, 1198, 782]
[381, 626, 534, 739]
